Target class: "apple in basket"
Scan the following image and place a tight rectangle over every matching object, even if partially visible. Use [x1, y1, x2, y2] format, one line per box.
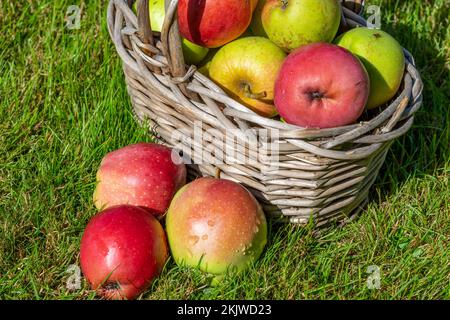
[132, 0, 209, 65]
[93, 143, 186, 216]
[178, 0, 253, 48]
[261, 0, 342, 52]
[166, 177, 267, 275]
[80, 205, 168, 300]
[208, 37, 286, 117]
[274, 43, 370, 128]
[335, 27, 406, 109]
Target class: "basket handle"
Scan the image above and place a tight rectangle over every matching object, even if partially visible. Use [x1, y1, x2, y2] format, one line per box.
[341, 0, 365, 14]
[136, 0, 154, 46]
[135, 0, 186, 81]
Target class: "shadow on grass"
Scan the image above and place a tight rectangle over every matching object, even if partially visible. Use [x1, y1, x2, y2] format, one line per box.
[366, 18, 449, 204]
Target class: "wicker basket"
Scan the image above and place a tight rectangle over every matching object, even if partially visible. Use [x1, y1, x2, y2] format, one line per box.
[107, 0, 423, 228]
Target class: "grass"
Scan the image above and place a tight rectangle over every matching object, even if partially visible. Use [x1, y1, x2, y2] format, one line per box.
[0, 0, 449, 300]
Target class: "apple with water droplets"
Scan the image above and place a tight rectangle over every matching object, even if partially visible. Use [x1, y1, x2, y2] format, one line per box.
[93, 143, 186, 215]
[80, 205, 168, 300]
[166, 177, 267, 274]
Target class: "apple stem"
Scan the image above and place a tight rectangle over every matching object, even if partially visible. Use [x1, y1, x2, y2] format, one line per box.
[243, 83, 267, 100]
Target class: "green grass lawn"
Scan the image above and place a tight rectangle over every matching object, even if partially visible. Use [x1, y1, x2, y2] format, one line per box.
[0, 0, 449, 299]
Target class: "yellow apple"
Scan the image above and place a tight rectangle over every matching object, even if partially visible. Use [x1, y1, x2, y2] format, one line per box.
[209, 37, 286, 118]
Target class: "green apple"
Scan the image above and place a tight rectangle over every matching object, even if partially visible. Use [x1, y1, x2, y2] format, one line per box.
[335, 27, 405, 109]
[262, 0, 341, 52]
[132, 0, 208, 65]
[209, 37, 286, 118]
[249, 0, 268, 37]
[181, 38, 209, 65]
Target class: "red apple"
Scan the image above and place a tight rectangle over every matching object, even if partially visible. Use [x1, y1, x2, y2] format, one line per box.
[93, 143, 186, 215]
[80, 205, 168, 299]
[274, 43, 370, 128]
[177, 0, 253, 48]
[166, 177, 267, 274]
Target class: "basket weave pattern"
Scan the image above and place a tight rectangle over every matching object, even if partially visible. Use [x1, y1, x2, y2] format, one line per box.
[107, 0, 423, 227]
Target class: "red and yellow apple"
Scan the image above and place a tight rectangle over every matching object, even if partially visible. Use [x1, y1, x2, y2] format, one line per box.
[93, 143, 186, 215]
[80, 205, 168, 299]
[209, 37, 286, 117]
[335, 28, 405, 109]
[262, 0, 341, 52]
[274, 42, 370, 128]
[177, 0, 253, 48]
[166, 177, 267, 275]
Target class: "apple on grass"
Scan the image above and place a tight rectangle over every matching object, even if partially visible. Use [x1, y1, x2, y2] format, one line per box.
[209, 37, 286, 117]
[274, 42, 370, 128]
[166, 177, 267, 275]
[262, 0, 341, 52]
[93, 143, 186, 216]
[80, 205, 168, 300]
[335, 27, 405, 109]
[132, 0, 208, 65]
[178, 0, 253, 48]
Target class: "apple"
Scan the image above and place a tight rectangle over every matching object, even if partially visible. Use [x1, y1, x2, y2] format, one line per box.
[166, 177, 267, 275]
[335, 27, 405, 109]
[181, 38, 209, 65]
[177, 0, 253, 48]
[274, 42, 370, 128]
[209, 37, 286, 117]
[262, 0, 341, 52]
[132, 0, 208, 65]
[93, 143, 186, 215]
[80, 205, 168, 299]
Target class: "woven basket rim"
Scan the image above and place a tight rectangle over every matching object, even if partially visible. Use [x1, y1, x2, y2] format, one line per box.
[106, 0, 423, 161]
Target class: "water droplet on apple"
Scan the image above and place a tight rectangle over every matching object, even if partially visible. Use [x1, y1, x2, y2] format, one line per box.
[189, 235, 199, 245]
